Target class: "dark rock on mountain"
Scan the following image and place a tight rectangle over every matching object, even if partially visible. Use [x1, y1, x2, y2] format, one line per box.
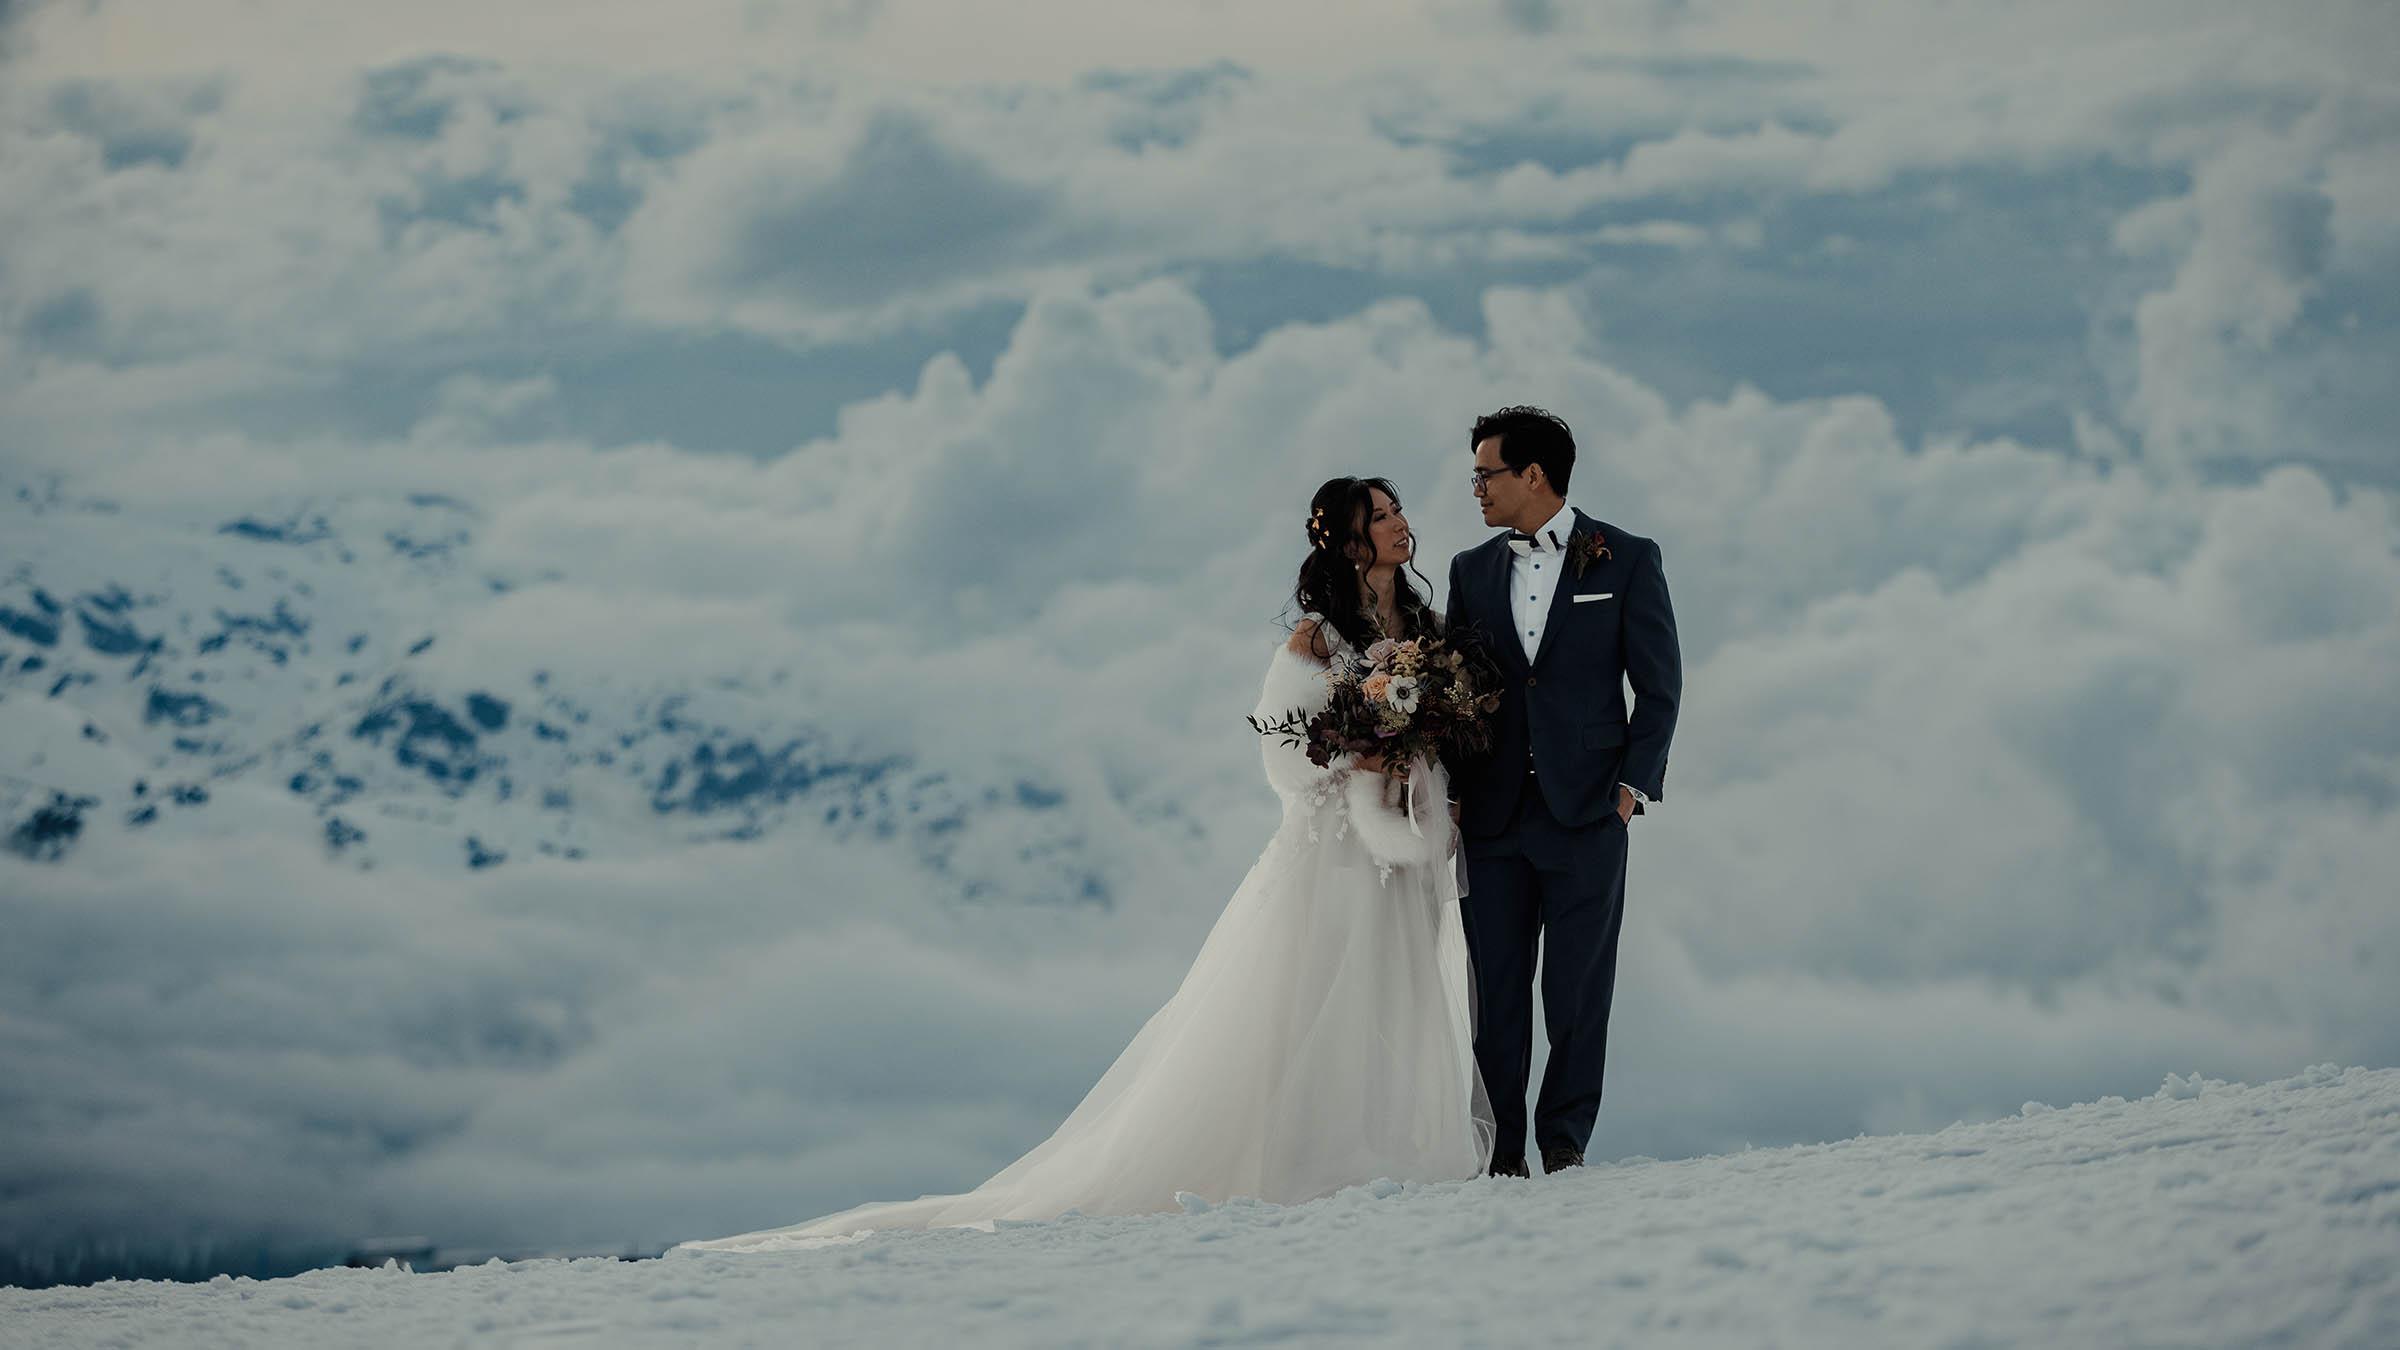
[7, 792, 94, 862]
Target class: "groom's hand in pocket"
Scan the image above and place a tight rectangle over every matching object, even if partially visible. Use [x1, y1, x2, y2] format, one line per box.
[1616, 785, 1637, 824]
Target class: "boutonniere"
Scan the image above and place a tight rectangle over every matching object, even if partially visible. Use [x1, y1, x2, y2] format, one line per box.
[1567, 529, 1612, 577]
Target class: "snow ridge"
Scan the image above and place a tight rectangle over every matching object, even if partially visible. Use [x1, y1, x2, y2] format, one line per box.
[7, 1064, 2394, 1347]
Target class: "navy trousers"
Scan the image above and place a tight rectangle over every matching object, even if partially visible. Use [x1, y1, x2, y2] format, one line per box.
[1460, 768, 1629, 1162]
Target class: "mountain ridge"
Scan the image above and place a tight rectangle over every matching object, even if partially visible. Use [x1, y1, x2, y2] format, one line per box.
[2, 480, 1115, 907]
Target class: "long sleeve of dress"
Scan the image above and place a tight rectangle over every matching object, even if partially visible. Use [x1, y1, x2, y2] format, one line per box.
[1254, 641, 1346, 809]
[1253, 636, 1454, 870]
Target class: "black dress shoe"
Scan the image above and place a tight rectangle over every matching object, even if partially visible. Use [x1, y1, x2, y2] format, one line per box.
[1540, 1145, 1584, 1174]
[1486, 1153, 1530, 1178]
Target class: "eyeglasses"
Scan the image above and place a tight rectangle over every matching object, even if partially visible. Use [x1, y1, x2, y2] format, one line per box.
[1469, 464, 1525, 492]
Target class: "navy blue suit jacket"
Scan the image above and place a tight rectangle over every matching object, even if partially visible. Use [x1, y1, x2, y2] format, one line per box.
[1444, 510, 1681, 838]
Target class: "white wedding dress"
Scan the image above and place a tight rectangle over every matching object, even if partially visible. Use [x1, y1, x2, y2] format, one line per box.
[677, 615, 1496, 1253]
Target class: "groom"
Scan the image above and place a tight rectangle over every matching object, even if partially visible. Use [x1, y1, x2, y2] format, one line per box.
[1444, 405, 1681, 1178]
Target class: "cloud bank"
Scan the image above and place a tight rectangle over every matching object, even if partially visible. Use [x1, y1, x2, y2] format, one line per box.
[1, 0, 2393, 1279]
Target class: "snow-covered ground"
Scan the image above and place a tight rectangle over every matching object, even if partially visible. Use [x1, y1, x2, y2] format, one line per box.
[7, 1064, 2394, 1348]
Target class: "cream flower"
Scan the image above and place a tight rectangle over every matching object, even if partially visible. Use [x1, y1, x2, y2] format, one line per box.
[1388, 676, 1421, 716]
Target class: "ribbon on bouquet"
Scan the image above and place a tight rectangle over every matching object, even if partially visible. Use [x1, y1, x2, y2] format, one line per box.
[1368, 755, 1427, 838]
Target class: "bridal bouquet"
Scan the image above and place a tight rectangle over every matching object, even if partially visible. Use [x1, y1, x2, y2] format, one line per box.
[1250, 629, 1503, 780]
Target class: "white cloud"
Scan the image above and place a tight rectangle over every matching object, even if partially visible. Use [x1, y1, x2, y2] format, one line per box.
[7, 276, 2396, 1266]
[5, 0, 2391, 485]
[2, 0, 2395, 1276]
[2105, 103, 2400, 478]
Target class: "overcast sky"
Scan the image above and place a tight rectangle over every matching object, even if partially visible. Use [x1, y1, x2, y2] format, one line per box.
[2, 0, 2396, 1271]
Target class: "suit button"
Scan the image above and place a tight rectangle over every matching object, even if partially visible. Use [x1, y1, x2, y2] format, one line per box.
[1526, 676, 1538, 687]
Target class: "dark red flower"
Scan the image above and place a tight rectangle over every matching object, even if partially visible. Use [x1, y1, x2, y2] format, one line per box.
[1567, 529, 1612, 577]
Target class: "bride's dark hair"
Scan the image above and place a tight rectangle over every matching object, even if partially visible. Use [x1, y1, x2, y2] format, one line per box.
[1292, 476, 1439, 655]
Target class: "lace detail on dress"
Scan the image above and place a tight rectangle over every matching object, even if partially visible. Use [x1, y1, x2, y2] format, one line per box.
[1299, 608, 1445, 658]
[1289, 609, 1355, 664]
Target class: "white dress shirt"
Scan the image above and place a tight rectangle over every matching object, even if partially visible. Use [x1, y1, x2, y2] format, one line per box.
[1505, 501, 1577, 664]
[1505, 500, 1652, 812]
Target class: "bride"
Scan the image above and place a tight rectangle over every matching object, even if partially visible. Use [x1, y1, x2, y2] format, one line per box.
[678, 476, 1496, 1252]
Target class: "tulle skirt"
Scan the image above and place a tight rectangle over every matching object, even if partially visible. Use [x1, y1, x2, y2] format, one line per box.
[678, 793, 1496, 1252]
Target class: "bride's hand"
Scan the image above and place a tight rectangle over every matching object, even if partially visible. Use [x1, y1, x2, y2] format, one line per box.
[1353, 751, 1406, 777]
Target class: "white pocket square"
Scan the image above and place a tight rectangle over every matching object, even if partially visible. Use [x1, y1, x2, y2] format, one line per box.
[1573, 592, 1614, 603]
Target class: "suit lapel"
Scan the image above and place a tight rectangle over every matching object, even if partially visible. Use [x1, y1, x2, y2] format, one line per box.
[1479, 538, 1526, 674]
[1529, 511, 1596, 671]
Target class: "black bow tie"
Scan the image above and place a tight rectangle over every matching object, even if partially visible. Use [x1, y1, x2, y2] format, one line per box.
[1506, 529, 1561, 554]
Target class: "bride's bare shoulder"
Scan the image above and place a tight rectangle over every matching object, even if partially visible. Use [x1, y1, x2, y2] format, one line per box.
[1286, 616, 1333, 661]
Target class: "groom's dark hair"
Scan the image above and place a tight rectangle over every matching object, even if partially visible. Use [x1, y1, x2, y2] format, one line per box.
[1471, 405, 1576, 495]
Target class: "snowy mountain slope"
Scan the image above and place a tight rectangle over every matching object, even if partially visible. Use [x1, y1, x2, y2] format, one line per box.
[5, 1065, 2393, 1347]
[0, 479, 1113, 906]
